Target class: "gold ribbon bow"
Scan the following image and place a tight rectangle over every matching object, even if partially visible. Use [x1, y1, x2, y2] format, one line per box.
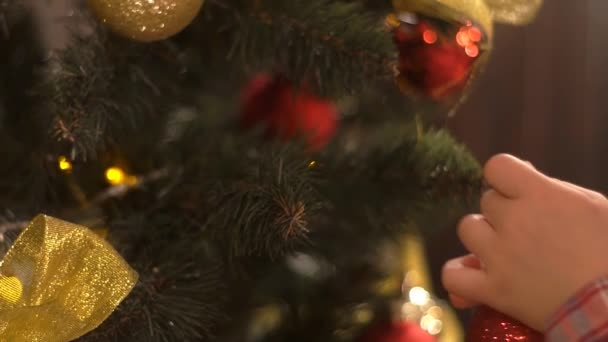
[484, 0, 544, 25]
[393, 0, 544, 40]
[0, 215, 138, 342]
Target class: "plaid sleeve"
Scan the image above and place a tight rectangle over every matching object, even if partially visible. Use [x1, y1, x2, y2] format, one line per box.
[546, 277, 608, 342]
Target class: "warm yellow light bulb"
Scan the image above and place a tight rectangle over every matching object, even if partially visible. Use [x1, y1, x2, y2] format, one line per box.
[308, 161, 317, 168]
[105, 167, 138, 186]
[58, 156, 73, 173]
[105, 167, 125, 185]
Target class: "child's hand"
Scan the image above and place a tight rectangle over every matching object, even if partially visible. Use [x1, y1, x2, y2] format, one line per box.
[442, 154, 608, 331]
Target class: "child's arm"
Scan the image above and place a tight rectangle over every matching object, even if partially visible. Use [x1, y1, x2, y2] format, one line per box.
[441, 154, 608, 332]
[546, 277, 608, 341]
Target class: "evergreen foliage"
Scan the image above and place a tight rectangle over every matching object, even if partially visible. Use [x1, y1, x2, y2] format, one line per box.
[0, 0, 481, 340]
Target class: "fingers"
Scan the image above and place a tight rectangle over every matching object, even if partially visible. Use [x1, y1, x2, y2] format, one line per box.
[442, 256, 491, 307]
[480, 189, 510, 225]
[446, 255, 482, 308]
[483, 154, 544, 199]
[457, 214, 497, 257]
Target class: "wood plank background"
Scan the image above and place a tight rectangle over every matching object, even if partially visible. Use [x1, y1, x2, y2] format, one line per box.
[449, 0, 608, 193]
[429, 1, 608, 324]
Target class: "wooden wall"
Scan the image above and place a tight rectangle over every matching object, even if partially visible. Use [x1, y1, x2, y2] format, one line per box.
[449, 0, 608, 192]
[429, 1, 608, 319]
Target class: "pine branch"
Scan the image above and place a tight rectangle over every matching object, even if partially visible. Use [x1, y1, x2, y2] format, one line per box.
[0, 0, 26, 36]
[0, 2, 47, 147]
[0, 5, 61, 211]
[204, 146, 321, 259]
[223, 0, 395, 96]
[39, 17, 188, 160]
[408, 130, 482, 233]
[78, 211, 228, 342]
[315, 126, 480, 238]
[0, 220, 26, 234]
[412, 130, 482, 198]
[42, 31, 127, 159]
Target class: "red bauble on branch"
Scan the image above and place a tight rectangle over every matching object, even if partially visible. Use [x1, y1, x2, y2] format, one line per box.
[357, 321, 437, 342]
[467, 306, 544, 342]
[387, 13, 486, 102]
[240, 73, 339, 151]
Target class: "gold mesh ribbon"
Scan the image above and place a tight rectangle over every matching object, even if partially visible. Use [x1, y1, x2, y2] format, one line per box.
[484, 0, 544, 25]
[393, 0, 543, 37]
[393, 0, 495, 40]
[0, 215, 138, 342]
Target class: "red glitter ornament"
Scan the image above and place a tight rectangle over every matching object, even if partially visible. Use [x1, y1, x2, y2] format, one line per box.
[357, 321, 437, 342]
[388, 14, 486, 101]
[240, 73, 339, 151]
[467, 306, 544, 342]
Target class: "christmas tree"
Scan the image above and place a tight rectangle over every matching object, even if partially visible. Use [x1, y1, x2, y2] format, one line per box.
[0, 0, 541, 341]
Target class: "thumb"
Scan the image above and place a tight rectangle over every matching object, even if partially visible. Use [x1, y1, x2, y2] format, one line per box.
[484, 154, 545, 199]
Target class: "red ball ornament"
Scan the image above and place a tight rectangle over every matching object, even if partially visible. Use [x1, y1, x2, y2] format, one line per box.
[240, 73, 339, 151]
[357, 321, 437, 342]
[467, 306, 544, 342]
[388, 13, 486, 101]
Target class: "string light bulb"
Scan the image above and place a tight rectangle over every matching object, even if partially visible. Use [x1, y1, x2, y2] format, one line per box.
[57, 156, 73, 173]
[105, 167, 138, 186]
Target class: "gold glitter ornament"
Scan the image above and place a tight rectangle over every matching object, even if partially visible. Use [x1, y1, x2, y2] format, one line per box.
[88, 0, 205, 42]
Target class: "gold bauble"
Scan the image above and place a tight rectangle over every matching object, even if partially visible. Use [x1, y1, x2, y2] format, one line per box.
[88, 0, 204, 42]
